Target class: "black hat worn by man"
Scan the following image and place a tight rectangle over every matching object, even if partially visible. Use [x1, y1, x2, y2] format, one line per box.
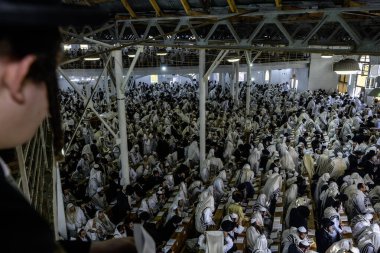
[0, 1, 135, 253]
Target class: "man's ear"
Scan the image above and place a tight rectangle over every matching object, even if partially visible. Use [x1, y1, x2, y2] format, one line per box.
[3, 55, 37, 103]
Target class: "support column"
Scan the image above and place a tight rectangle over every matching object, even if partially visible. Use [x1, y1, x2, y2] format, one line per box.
[113, 48, 130, 185]
[231, 67, 235, 100]
[104, 74, 110, 104]
[246, 62, 252, 116]
[235, 61, 240, 105]
[199, 49, 206, 169]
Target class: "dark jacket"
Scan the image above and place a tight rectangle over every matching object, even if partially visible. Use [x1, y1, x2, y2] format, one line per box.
[316, 228, 334, 253]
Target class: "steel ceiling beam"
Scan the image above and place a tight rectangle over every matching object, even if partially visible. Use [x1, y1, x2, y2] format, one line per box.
[60, 7, 380, 66]
[336, 15, 361, 45]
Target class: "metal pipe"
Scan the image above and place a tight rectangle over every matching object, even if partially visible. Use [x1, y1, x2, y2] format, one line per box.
[63, 55, 112, 154]
[113, 46, 131, 185]
[235, 61, 240, 105]
[121, 45, 144, 91]
[16, 146, 31, 201]
[199, 49, 206, 169]
[58, 68, 117, 139]
[245, 51, 252, 117]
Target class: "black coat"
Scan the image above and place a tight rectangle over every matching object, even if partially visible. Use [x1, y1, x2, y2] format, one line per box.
[316, 228, 334, 253]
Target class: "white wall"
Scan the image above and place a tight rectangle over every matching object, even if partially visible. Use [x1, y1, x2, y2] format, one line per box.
[295, 68, 309, 92]
[269, 69, 292, 84]
[308, 53, 339, 91]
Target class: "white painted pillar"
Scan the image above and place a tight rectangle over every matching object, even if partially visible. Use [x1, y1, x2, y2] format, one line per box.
[199, 49, 206, 169]
[235, 62, 240, 105]
[231, 67, 236, 100]
[246, 63, 252, 116]
[113, 49, 130, 185]
[104, 74, 110, 104]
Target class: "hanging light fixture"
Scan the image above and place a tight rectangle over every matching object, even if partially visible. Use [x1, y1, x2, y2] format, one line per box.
[84, 57, 100, 61]
[333, 58, 361, 75]
[227, 52, 241, 63]
[156, 49, 168, 56]
[127, 49, 136, 58]
[321, 53, 333, 59]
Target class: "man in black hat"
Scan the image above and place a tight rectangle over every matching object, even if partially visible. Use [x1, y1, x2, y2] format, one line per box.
[0, 1, 137, 252]
[316, 218, 335, 253]
[220, 220, 236, 253]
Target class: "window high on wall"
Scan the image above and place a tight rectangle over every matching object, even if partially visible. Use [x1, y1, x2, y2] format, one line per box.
[265, 70, 270, 82]
[360, 55, 370, 63]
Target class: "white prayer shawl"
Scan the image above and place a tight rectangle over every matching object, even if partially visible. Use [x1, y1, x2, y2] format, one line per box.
[358, 232, 380, 253]
[253, 235, 271, 253]
[325, 239, 355, 253]
[249, 148, 261, 173]
[288, 147, 299, 170]
[95, 211, 115, 235]
[87, 169, 102, 197]
[330, 156, 347, 180]
[314, 173, 330, 203]
[188, 180, 203, 197]
[252, 211, 265, 227]
[351, 215, 371, 238]
[284, 184, 298, 212]
[324, 207, 342, 235]
[188, 141, 200, 161]
[320, 182, 339, 211]
[213, 177, 225, 196]
[263, 174, 282, 201]
[369, 186, 380, 203]
[114, 227, 127, 238]
[358, 224, 380, 243]
[195, 195, 215, 233]
[66, 205, 87, 232]
[280, 149, 296, 171]
[240, 168, 255, 185]
[282, 227, 305, 253]
[198, 231, 224, 253]
[224, 140, 234, 160]
[85, 219, 100, 241]
[246, 225, 261, 250]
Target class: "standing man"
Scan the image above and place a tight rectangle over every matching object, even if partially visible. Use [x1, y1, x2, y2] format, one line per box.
[0, 1, 138, 252]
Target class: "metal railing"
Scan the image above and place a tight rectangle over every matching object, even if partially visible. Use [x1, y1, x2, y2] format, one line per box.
[15, 120, 56, 230]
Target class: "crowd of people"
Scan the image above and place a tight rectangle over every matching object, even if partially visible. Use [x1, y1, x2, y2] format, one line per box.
[59, 79, 380, 253]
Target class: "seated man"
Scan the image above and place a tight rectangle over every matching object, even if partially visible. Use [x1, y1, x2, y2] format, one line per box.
[288, 240, 310, 253]
[316, 218, 336, 253]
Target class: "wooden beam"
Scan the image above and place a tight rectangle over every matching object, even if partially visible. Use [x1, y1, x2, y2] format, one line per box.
[180, 0, 191, 15]
[120, 0, 137, 18]
[344, 0, 364, 7]
[275, 0, 282, 9]
[149, 0, 163, 17]
[227, 0, 238, 13]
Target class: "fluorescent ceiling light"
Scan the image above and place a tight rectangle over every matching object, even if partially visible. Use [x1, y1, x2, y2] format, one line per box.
[63, 44, 71, 50]
[227, 52, 241, 63]
[334, 70, 361, 75]
[333, 58, 360, 75]
[80, 44, 89, 50]
[156, 49, 168, 56]
[227, 58, 240, 63]
[321, 54, 333, 59]
[128, 50, 136, 58]
[84, 57, 100, 61]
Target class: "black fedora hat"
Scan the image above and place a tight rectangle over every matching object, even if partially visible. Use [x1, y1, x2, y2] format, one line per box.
[0, 0, 108, 26]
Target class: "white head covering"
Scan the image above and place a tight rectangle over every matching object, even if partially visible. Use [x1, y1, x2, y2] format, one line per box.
[253, 235, 268, 252]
